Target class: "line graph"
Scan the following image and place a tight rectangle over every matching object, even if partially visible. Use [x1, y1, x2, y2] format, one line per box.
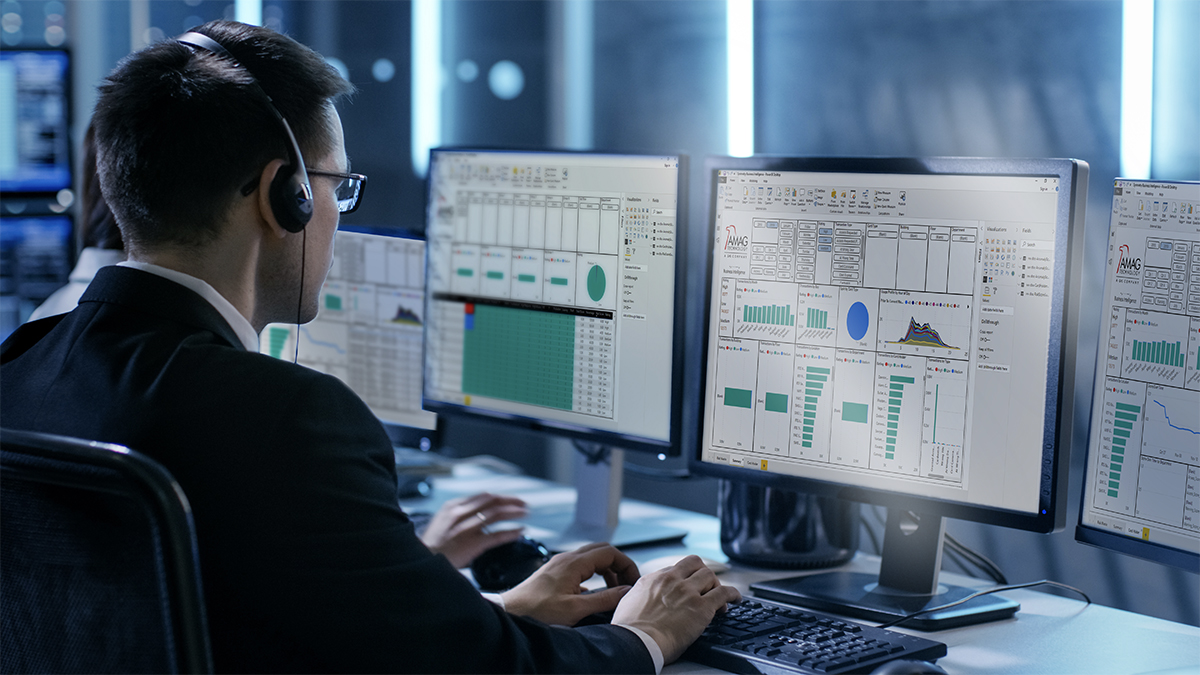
[1151, 399, 1199, 435]
[1141, 385, 1200, 466]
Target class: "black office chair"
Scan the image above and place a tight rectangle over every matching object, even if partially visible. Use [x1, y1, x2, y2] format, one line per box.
[0, 428, 213, 674]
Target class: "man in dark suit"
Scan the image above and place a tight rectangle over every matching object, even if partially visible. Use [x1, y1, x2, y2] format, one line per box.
[1, 20, 738, 673]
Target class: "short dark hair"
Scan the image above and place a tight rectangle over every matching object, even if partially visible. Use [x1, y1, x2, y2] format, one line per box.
[93, 21, 354, 252]
[79, 122, 122, 251]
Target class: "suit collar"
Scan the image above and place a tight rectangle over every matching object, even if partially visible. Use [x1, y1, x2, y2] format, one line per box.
[117, 261, 258, 351]
[80, 266, 249, 351]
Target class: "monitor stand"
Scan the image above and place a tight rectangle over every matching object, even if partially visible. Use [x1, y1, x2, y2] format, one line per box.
[750, 509, 1018, 631]
[534, 444, 687, 553]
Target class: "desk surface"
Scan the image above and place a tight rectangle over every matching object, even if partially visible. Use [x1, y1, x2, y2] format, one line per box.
[404, 461, 1200, 675]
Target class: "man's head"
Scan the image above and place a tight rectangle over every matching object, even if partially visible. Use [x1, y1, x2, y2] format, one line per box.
[92, 20, 354, 255]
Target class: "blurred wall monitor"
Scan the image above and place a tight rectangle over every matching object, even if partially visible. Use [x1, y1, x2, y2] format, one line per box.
[261, 227, 437, 442]
[693, 157, 1088, 629]
[423, 149, 688, 551]
[0, 49, 71, 194]
[0, 214, 72, 341]
[1076, 179, 1200, 573]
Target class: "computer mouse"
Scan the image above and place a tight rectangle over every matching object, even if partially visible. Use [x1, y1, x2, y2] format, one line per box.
[870, 659, 949, 675]
[470, 536, 551, 591]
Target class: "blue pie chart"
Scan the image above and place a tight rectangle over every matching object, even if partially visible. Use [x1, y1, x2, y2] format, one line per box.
[846, 302, 869, 341]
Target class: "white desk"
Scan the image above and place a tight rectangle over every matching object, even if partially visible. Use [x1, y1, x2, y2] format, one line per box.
[404, 462, 1200, 675]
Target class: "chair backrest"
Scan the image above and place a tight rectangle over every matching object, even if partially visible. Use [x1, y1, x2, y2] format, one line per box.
[1, 428, 213, 674]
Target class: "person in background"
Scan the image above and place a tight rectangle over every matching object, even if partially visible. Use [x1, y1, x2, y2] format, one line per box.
[28, 123, 125, 322]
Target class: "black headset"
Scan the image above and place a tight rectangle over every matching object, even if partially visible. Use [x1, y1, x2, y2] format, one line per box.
[176, 31, 314, 233]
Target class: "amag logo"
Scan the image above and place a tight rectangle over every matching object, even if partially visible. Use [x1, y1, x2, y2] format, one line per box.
[724, 225, 749, 253]
[1115, 244, 1142, 278]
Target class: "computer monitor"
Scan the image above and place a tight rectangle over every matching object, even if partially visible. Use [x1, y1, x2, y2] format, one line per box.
[422, 148, 688, 550]
[1076, 178, 1200, 573]
[0, 49, 72, 194]
[692, 156, 1089, 629]
[0, 214, 72, 339]
[260, 226, 437, 436]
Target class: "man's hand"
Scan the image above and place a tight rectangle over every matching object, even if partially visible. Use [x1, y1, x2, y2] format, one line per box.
[419, 493, 529, 568]
[611, 555, 742, 664]
[500, 542, 640, 626]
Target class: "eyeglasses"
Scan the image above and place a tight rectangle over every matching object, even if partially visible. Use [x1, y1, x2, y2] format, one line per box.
[308, 170, 367, 213]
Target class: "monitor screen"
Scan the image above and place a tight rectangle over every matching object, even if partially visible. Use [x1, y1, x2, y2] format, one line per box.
[689, 157, 1088, 628]
[0, 214, 72, 339]
[1076, 178, 1200, 572]
[260, 227, 436, 432]
[422, 149, 685, 454]
[0, 49, 71, 193]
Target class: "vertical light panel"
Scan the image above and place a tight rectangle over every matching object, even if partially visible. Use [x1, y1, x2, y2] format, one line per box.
[235, 0, 263, 26]
[564, 0, 594, 150]
[727, 0, 754, 157]
[412, 0, 442, 177]
[130, 0, 150, 51]
[1121, 0, 1155, 179]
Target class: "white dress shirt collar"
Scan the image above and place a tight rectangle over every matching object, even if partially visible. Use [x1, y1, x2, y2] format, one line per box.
[118, 261, 259, 352]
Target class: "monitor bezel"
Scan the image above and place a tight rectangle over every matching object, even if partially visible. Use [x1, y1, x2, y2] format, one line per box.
[420, 147, 689, 456]
[0, 47, 73, 195]
[688, 155, 1088, 533]
[1074, 178, 1200, 574]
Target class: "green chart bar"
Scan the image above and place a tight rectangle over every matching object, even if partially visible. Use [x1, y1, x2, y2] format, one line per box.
[1132, 339, 1185, 367]
[517, 274, 536, 283]
[802, 366, 829, 448]
[550, 277, 569, 286]
[765, 393, 789, 413]
[456, 268, 474, 277]
[807, 307, 829, 330]
[725, 387, 753, 409]
[743, 304, 795, 326]
[486, 271, 504, 280]
[842, 402, 869, 424]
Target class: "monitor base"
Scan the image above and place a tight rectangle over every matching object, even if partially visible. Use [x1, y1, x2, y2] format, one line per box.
[751, 571, 1019, 631]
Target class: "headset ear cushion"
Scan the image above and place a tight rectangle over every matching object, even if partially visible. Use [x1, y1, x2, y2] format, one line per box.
[269, 163, 314, 233]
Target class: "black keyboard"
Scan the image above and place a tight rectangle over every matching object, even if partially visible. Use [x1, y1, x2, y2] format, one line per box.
[685, 598, 947, 674]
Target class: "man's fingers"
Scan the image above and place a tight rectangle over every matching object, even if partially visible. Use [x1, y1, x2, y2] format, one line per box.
[469, 504, 530, 529]
[481, 526, 526, 548]
[706, 583, 743, 608]
[574, 585, 631, 614]
[450, 493, 528, 519]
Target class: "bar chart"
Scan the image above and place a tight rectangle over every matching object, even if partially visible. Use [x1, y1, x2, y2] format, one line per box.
[1091, 379, 1145, 516]
[922, 359, 968, 481]
[828, 350, 876, 468]
[753, 342, 796, 455]
[791, 348, 836, 462]
[795, 285, 839, 347]
[1121, 309, 1190, 386]
[711, 337, 760, 451]
[1131, 339, 1188, 368]
[735, 279, 799, 341]
[871, 356, 924, 475]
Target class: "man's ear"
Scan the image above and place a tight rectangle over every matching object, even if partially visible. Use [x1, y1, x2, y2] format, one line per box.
[256, 159, 290, 239]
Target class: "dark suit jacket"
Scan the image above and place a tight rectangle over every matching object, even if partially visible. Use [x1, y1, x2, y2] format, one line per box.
[1, 266, 653, 674]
